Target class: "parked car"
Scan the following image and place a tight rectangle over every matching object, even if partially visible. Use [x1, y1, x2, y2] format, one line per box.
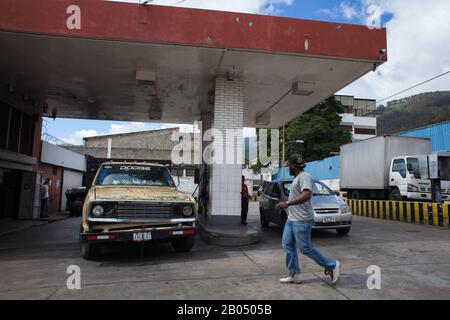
[259, 179, 352, 235]
[79, 162, 197, 260]
[65, 187, 88, 217]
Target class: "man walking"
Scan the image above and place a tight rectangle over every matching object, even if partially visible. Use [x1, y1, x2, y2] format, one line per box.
[40, 179, 50, 219]
[241, 176, 249, 225]
[276, 154, 341, 285]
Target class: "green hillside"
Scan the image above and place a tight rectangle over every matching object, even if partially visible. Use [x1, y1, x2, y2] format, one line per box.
[377, 91, 450, 135]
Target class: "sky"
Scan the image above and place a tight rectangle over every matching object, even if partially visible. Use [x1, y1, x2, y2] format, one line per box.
[45, 0, 450, 145]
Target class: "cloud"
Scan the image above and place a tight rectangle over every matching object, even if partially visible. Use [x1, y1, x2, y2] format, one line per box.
[62, 129, 99, 145]
[108, 122, 152, 135]
[318, 1, 360, 20]
[340, 2, 358, 19]
[62, 121, 257, 145]
[109, 0, 293, 14]
[338, 0, 450, 104]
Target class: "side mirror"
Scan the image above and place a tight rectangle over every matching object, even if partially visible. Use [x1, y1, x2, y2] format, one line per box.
[407, 163, 413, 172]
[334, 191, 341, 196]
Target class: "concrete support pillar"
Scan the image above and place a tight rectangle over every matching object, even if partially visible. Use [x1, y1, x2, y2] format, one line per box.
[204, 76, 244, 225]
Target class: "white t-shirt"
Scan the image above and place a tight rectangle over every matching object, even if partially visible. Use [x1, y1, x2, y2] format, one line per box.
[41, 184, 49, 199]
[288, 171, 314, 222]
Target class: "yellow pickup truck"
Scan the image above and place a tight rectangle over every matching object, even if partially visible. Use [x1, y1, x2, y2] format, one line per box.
[79, 162, 197, 260]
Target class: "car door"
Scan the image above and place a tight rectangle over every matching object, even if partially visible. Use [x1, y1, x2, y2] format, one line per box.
[390, 158, 407, 193]
[267, 183, 282, 224]
[259, 183, 273, 217]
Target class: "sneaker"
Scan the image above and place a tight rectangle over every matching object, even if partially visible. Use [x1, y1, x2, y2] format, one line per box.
[330, 261, 341, 285]
[279, 274, 302, 284]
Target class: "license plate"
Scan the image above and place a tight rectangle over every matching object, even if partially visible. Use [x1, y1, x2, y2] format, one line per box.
[133, 232, 152, 242]
[322, 217, 336, 223]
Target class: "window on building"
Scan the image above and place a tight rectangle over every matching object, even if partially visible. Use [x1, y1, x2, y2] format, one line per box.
[0, 102, 10, 150]
[354, 128, 376, 135]
[341, 125, 353, 133]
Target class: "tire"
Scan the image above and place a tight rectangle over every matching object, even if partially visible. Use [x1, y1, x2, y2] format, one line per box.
[80, 240, 101, 260]
[389, 188, 402, 201]
[260, 212, 270, 228]
[350, 190, 360, 200]
[336, 227, 351, 235]
[171, 235, 195, 253]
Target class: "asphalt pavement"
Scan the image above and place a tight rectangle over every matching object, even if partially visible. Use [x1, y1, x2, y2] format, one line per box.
[0, 203, 449, 300]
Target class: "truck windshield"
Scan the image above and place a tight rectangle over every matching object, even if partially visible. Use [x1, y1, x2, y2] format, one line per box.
[95, 165, 175, 187]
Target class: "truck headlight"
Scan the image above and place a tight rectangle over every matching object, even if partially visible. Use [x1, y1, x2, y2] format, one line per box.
[340, 204, 350, 214]
[407, 184, 419, 192]
[182, 205, 194, 217]
[92, 205, 104, 217]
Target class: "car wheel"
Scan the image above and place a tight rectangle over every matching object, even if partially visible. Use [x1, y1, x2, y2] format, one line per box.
[171, 235, 195, 253]
[80, 240, 101, 260]
[336, 227, 351, 235]
[350, 190, 360, 199]
[260, 212, 270, 228]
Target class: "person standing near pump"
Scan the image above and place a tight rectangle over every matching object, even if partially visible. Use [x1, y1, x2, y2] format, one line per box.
[241, 176, 249, 225]
[276, 154, 341, 285]
[40, 179, 50, 219]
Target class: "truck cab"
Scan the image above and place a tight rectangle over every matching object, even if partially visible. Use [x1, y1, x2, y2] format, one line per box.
[389, 156, 450, 201]
[79, 162, 197, 260]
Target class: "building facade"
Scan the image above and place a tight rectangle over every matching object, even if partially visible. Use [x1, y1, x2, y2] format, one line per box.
[0, 98, 42, 221]
[335, 95, 377, 142]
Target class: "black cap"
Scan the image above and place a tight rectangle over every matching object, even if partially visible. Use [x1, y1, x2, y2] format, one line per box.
[288, 154, 306, 169]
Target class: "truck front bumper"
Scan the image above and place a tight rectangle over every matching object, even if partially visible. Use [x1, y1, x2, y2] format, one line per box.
[80, 226, 196, 243]
[405, 192, 450, 202]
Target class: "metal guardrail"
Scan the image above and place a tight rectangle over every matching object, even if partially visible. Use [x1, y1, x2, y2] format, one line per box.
[346, 199, 450, 228]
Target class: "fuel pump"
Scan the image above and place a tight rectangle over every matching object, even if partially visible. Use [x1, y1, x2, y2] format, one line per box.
[429, 153, 450, 204]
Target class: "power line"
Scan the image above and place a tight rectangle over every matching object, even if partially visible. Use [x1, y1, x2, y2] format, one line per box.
[172, 0, 188, 5]
[366, 0, 383, 26]
[377, 70, 450, 104]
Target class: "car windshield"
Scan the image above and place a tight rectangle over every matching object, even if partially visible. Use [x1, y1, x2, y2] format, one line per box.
[283, 181, 333, 196]
[95, 164, 175, 187]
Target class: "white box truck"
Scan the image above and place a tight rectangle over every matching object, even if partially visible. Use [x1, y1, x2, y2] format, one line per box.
[340, 136, 450, 201]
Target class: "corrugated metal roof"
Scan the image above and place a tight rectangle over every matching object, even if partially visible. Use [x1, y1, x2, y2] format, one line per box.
[272, 156, 341, 181]
[399, 121, 450, 152]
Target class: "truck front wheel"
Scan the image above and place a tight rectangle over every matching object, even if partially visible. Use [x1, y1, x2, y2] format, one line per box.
[80, 240, 101, 260]
[389, 189, 403, 201]
[171, 235, 195, 253]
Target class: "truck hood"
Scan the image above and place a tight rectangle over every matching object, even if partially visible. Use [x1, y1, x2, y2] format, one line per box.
[92, 186, 193, 202]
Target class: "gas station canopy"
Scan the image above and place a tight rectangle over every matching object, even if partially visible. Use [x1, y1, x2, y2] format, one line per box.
[0, 0, 387, 128]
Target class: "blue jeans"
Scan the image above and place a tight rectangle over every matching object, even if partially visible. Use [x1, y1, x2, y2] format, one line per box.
[282, 220, 336, 275]
[40, 198, 49, 218]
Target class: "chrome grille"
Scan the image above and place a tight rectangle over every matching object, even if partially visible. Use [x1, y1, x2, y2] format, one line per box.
[116, 202, 173, 219]
[315, 208, 339, 215]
